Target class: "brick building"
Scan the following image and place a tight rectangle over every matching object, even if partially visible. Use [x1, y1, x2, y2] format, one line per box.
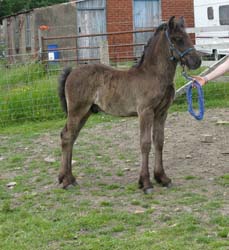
[1, 2, 77, 63]
[1, 0, 194, 63]
[106, 0, 194, 61]
[74, 0, 194, 62]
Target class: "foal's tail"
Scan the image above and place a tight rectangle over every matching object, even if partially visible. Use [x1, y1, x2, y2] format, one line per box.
[58, 67, 72, 114]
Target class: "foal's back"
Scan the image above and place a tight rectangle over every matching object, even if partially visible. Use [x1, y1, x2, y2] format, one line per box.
[65, 64, 141, 116]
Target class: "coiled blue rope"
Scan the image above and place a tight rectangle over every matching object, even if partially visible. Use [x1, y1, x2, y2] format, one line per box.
[186, 80, 205, 120]
[182, 69, 205, 120]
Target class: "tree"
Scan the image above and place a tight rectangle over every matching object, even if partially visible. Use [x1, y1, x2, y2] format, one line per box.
[0, 0, 67, 19]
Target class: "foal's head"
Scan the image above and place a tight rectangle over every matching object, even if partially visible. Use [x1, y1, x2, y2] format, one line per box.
[165, 16, 201, 70]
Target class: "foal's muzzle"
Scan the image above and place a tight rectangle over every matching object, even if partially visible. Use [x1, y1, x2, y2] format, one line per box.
[184, 53, 202, 70]
[165, 29, 201, 69]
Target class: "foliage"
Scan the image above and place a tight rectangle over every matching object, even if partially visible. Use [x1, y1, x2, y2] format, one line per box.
[0, 63, 62, 126]
[0, 63, 229, 127]
[0, 0, 67, 18]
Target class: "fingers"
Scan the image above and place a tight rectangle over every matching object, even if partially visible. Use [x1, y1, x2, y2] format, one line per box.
[191, 76, 206, 86]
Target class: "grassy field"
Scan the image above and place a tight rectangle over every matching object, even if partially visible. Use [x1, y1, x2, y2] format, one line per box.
[172, 67, 229, 111]
[0, 63, 63, 126]
[1, 111, 229, 250]
[0, 62, 228, 249]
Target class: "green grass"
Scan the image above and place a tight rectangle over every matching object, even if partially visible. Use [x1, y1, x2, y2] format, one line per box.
[0, 61, 228, 249]
[172, 67, 229, 112]
[0, 112, 120, 135]
[0, 114, 229, 250]
[1, 197, 228, 250]
[0, 63, 63, 126]
[217, 174, 229, 187]
[0, 62, 46, 87]
[0, 62, 229, 127]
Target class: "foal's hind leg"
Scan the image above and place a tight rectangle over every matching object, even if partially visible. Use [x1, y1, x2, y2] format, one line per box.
[138, 109, 154, 194]
[59, 108, 91, 188]
[153, 112, 171, 187]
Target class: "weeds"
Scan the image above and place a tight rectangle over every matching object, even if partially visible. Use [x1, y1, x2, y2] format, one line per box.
[0, 63, 229, 127]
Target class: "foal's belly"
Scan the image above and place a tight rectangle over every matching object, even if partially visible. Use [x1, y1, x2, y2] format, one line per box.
[94, 92, 137, 117]
[105, 106, 138, 117]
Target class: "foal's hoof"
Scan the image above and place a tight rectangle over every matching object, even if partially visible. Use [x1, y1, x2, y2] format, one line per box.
[62, 181, 78, 189]
[58, 174, 77, 189]
[163, 182, 173, 188]
[154, 173, 171, 187]
[143, 187, 154, 195]
[64, 182, 78, 190]
[138, 177, 153, 190]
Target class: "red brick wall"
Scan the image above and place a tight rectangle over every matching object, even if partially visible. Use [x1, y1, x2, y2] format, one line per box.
[106, 0, 194, 61]
[161, 0, 194, 27]
[161, 0, 195, 42]
[106, 0, 133, 61]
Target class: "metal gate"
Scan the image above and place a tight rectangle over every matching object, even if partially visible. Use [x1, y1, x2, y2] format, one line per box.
[76, 0, 106, 61]
[133, 0, 161, 57]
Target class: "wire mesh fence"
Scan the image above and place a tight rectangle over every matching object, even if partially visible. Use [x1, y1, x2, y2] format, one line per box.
[0, 25, 229, 127]
[0, 59, 64, 126]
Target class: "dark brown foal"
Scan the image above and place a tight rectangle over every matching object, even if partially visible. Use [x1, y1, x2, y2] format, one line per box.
[58, 16, 201, 193]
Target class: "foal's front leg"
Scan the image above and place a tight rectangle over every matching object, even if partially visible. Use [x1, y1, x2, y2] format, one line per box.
[153, 112, 171, 187]
[138, 110, 154, 194]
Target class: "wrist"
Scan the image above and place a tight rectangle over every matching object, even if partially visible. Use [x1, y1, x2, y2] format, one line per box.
[203, 76, 208, 84]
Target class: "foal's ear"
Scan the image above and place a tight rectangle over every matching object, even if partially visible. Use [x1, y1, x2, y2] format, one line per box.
[168, 16, 176, 31]
[178, 16, 185, 29]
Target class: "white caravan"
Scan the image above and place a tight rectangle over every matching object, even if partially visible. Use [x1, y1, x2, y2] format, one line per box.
[194, 0, 229, 59]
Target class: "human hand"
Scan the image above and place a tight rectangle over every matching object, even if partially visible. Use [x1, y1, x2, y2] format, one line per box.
[192, 76, 207, 86]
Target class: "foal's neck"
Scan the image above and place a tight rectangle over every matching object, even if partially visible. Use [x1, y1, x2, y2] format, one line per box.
[140, 31, 177, 81]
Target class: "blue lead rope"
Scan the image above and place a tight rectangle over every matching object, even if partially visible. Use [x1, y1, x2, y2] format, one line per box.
[186, 80, 205, 120]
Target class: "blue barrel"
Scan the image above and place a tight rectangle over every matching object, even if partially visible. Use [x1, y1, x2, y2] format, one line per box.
[47, 44, 59, 61]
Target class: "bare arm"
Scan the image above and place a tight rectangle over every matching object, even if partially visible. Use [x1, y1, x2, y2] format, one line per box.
[193, 57, 229, 86]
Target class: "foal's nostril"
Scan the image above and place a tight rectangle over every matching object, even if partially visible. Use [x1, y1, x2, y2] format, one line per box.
[187, 56, 201, 70]
[195, 58, 202, 69]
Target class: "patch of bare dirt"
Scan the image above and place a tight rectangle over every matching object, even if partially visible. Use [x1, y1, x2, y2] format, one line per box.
[1, 108, 229, 216]
[83, 108, 229, 185]
[35, 109, 228, 195]
[74, 108, 229, 214]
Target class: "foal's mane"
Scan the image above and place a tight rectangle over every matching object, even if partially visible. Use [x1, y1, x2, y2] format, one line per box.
[133, 23, 168, 68]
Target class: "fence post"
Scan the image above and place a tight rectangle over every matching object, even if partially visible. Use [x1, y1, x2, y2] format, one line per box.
[38, 29, 43, 62]
[99, 40, 109, 65]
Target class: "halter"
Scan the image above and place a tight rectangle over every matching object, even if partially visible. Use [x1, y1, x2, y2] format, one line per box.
[165, 29, 194, 63]
[165, 29, 204, 120]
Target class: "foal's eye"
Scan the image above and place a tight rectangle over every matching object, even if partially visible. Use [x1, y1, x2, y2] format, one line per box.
[173, 37, 184, 44]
